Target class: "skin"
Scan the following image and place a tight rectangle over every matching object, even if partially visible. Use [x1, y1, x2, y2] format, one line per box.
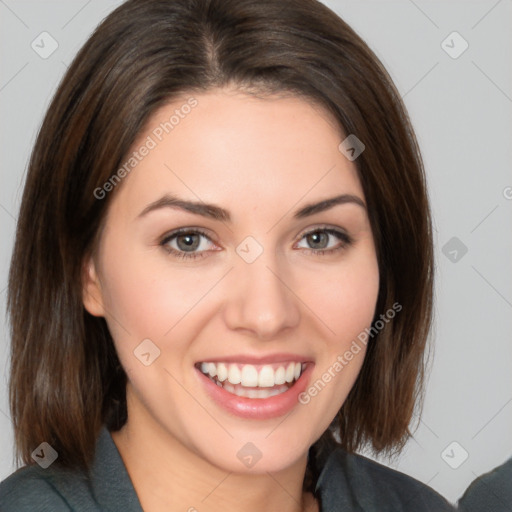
[82, 88, 379, 512]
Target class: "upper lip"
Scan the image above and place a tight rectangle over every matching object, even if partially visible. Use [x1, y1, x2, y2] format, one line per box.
[195, 353, 313, 365]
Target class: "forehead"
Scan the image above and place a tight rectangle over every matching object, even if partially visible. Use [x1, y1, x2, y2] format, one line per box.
[108, 89, 364, 219]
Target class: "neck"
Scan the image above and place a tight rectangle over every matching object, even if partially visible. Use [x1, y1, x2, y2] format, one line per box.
[111, 396, 319, 512]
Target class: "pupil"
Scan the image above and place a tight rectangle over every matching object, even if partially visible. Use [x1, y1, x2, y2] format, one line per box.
[308, 232, 327, 249]
[177, 234, 199, 251]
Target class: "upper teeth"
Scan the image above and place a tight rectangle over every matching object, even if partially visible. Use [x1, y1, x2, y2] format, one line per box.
[199, 362, 303, 387]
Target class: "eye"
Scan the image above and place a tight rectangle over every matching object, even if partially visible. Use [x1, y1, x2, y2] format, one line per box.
[160, 228, 218, 260]
[159, 226, 352, 260]
[295, 227, 352, 255]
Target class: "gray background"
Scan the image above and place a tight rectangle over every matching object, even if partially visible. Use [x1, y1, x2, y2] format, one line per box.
[1, 0, 511, 505]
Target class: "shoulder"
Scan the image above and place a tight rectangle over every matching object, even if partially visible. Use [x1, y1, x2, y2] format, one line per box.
[0, 463, 93, 512]
[342, 450, 455, 511]
[0, 427, 142, 512]
[316, 443, 456, 511]
[458, 457, 512, 512]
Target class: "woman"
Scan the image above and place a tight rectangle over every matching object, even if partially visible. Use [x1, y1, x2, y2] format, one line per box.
[0, 0, 455, 510]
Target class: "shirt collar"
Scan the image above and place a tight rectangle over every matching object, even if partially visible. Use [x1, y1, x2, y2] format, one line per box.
[90, 427, 144, 511]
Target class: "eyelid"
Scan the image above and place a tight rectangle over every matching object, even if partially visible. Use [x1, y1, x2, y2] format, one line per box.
[160, 226, 217, 244]
[295, 224, 352, 243]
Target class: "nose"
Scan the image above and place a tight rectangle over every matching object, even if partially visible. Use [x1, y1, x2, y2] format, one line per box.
[222, 251, 301, 340]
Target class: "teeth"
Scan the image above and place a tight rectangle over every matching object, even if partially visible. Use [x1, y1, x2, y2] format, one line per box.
[228, 364, 241, 385]
[224, 382, 235, 394]
[294, 363, 301, 380]
[198, 361, 304, 388]
[285, 363, 295, 383]
[247, 389, 258, 399]
[274, 366, 286, 385]
[240, 365, 258, 387]
[217, 363, 228, 382]
[227, 384, 290, 399]
[258, 365, 275, 387]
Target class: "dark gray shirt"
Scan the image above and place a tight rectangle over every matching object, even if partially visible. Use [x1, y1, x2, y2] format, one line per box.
[0, 427, 455, 511]
[457, 457, 512, 512]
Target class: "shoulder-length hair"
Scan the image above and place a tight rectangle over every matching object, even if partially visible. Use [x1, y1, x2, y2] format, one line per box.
[8, 0, 433, 470]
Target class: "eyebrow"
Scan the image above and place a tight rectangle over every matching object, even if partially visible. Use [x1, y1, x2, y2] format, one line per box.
[137, 193, 366, 222]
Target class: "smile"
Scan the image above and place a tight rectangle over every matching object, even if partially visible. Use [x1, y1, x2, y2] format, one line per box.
[196, 361, 305, 399]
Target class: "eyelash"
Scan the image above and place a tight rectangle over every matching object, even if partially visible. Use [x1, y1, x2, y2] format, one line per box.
[159, 226, 353, 260]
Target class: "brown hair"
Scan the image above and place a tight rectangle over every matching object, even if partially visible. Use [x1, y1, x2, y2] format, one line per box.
[8, 0, 433, 476]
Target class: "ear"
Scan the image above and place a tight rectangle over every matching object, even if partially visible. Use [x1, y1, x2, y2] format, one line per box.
[82, 255, 106, 317]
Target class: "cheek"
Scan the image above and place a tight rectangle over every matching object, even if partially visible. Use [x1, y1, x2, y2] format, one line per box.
[308, 247, 379, 412]
[297, 258, 378, 432]
[300, 250, 380, 345]
[98, 237, 217, 342]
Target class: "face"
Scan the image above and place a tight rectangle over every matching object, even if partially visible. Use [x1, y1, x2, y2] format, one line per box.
[83, 88, 379, 474]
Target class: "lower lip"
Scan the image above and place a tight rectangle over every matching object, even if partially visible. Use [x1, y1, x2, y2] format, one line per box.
[196, 363, 315, 420]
